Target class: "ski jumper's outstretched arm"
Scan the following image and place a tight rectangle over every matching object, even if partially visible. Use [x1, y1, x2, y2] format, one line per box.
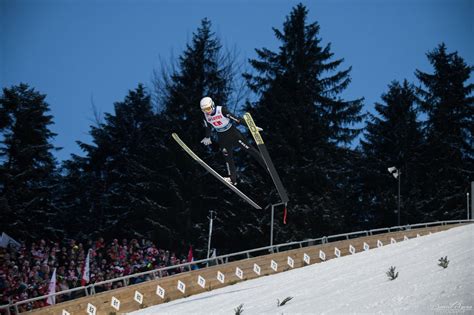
[202, 119, 212, 138]
[221, 107, 242, 125]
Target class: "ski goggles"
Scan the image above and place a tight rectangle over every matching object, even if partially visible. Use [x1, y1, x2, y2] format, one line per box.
[201, 106, 213, 113]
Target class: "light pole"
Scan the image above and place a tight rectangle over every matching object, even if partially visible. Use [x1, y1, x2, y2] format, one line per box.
[467, 193, 470, 220]
[388, 166, 401, 226]
[471, 182, 474, 220]
[207, 210, 216, 259]
[267, 202, 286, 251]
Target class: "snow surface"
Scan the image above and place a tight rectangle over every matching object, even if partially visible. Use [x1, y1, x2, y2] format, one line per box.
[131, 225, 474, 314]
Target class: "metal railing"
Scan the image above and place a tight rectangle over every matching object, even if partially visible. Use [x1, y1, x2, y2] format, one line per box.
[0, 219, 471, 314]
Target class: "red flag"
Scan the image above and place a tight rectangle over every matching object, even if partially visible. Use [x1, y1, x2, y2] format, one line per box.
[46, 268, 57, 305]
[81, 249, 91, 286]
[283, 207, 288, 224]
[187, 245, 193, 262]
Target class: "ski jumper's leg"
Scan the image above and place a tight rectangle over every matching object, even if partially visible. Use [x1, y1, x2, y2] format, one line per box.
[222, 147, 237, 183]
[235, 130, 267, 170]
[218, 132, 237, 183]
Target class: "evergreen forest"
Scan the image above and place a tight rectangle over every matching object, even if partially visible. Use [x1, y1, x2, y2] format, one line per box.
[1, 4, 472, 258]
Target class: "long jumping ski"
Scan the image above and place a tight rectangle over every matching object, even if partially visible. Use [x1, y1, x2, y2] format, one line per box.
[243, 113, 289, 204]
[172, 133, 262, 210]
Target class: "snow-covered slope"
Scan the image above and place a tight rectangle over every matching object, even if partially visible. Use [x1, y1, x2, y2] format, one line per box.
[131, 224, 474, 314]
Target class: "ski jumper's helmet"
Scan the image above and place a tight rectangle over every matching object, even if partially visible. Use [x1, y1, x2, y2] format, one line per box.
[200, 97, 215, 113]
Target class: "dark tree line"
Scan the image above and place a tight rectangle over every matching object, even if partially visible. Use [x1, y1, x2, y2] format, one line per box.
[1, 5, 472, 257]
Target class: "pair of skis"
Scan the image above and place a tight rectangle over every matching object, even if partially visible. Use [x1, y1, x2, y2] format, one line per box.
[172, 112, 288, 210]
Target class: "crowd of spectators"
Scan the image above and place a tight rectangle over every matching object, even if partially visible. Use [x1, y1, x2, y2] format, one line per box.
[0, 237, 188, 312]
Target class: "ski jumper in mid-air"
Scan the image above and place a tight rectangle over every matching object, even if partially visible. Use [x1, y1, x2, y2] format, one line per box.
[199, 97, 267, 186]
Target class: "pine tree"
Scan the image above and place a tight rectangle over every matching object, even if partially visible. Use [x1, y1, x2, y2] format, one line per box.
[158, 18, 231, 139]
[56, 155, 96, 239]
[360, 80, 424, 226]
[153, 18, 264, 252]
[61, 84, 169, 241]
[415, 43, 473, 220]
[243, 4, 364, 239]
[0, 84, 60, 239]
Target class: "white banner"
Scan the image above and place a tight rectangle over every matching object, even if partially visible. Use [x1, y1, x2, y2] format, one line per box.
[81, 250, 91, 286]
[46, 268, 57, 305]
[0, 232, 21, 249]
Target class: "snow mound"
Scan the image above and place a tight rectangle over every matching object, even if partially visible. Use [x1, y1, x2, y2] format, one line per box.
[130, 224, 474, 314]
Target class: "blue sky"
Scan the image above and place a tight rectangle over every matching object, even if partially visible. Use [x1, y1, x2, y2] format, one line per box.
[1, 0, 472, 161]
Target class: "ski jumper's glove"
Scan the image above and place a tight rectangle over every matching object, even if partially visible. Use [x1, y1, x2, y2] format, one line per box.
[201, 137, 212, 146]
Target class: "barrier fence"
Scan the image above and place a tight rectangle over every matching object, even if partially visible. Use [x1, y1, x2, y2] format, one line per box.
[0, 219, 472, 314]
